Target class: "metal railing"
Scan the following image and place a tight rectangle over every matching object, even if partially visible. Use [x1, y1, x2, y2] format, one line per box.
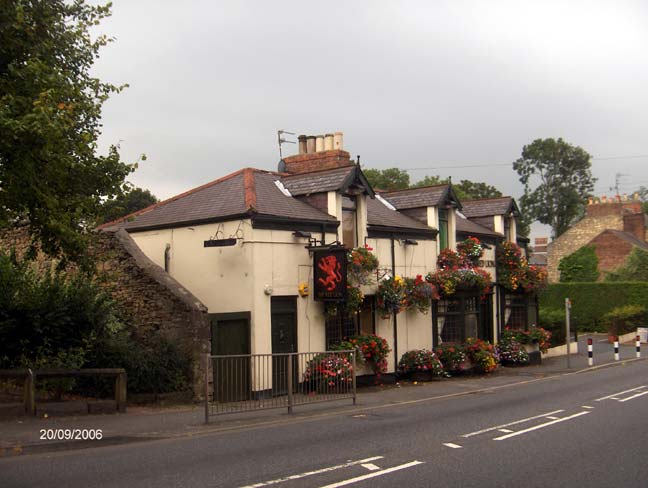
[204, 350, 356, 422]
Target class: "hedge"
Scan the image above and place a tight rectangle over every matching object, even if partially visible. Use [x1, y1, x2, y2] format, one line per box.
[539, 282, 648, 332]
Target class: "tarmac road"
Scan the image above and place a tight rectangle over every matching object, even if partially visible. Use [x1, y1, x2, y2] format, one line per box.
[2, 357, 648, 488]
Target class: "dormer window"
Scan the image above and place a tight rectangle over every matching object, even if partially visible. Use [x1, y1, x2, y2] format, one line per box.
[342, 196, 357, 247]
[439, 208, 449, 250]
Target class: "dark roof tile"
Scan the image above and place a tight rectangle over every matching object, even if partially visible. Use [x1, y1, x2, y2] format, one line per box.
[381, 185, 450, 210]
[461, 197, 517, 218]
[281, 166, 355, 196]
[367, 197, 433, 233]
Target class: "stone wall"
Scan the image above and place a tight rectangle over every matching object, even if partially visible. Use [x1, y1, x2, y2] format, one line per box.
[0, 226, 210, 398]
[546, 213, 622, 283]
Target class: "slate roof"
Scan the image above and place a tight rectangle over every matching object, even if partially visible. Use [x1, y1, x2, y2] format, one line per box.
[281, 166, 355, 196]
[381, 184, 460, 210]
[100, 168, 337, 232]
[366, 197, 436, 235]
[460, 197, 518, 218]
[594, 230, 648, 250]
[455, 213, 502, 238]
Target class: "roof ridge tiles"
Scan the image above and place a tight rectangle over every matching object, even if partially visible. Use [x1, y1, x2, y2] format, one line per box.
[461, 196, 512, 203]
[380, 183, 449, 195]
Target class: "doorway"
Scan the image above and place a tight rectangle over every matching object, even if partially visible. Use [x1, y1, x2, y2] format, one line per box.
[271, 297, 298, 395]
[210, 312, 250, 402]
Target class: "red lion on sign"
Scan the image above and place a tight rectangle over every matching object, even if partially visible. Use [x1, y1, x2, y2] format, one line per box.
[318, 255, 342, 291]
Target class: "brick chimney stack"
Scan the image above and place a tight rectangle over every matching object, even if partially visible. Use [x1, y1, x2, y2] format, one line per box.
[282, 131, 352, 174]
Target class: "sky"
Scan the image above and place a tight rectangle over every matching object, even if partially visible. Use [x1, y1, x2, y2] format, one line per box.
[93, 0, 648, 240]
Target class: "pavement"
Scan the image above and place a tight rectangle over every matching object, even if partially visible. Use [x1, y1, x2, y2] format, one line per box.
[0, 332, 643, 458]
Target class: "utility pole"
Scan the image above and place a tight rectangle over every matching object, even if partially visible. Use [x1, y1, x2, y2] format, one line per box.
[565, 298, 572, 369]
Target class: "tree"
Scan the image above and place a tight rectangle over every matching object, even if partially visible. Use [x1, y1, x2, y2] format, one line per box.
[363, 168, 410, 191]
[100, 186, 158, 223]
[513, 138, 595, 238]
[412, 175, 503, 201]
[0, 1, 134, 262]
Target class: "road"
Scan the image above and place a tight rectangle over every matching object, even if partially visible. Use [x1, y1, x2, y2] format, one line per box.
[2, 360, 648, 487]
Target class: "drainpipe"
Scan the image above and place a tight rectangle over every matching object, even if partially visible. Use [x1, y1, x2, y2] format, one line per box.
[391, 235, 398, 369]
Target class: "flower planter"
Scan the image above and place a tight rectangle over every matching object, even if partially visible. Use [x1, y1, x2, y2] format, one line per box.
[410, 371, 435, 382]
[522, 342, 540, 354]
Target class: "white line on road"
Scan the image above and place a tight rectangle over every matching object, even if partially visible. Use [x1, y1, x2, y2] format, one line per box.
[497, 429, 514, 433]
[442, 443, 463, 449]
[318, 461, 424, 488]
[360, 464, 381, 471]
[239, 456, 384, 487]
[595, 385, 646, 402]
[582, 406, 594, 409]
[460, 410, 565, 438]
[618, 390, 648, 403]
[546, 416, 560, 420]
[493, 411, 591, 441]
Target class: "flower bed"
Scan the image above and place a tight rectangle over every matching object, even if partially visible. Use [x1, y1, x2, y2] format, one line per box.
[303, 353, 354, 391]
[398, 349, 445, 379]
[464, 338, 499, 373]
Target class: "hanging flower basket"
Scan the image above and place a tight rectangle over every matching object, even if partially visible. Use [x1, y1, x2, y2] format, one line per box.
[347, 245, 379, 285]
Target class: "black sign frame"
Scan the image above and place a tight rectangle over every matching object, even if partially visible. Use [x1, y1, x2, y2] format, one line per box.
[313, 247, 348, 302]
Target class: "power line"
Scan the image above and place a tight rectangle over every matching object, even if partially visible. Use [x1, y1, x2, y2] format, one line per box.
[401, 153, 648, 172]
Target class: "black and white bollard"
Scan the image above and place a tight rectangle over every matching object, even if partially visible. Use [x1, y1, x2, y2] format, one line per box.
[588, 338, 593, 366]
[614, 337, 620, 361]
[637, 335, 641, 359]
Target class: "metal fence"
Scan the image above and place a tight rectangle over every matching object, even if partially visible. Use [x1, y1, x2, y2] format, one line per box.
[204, 350, 356, 422]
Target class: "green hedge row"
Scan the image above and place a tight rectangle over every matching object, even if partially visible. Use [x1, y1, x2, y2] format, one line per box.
[539, 282, 648, 332]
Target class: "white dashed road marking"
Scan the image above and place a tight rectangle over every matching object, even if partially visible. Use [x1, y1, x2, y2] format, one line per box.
[493, 411, 591, 441]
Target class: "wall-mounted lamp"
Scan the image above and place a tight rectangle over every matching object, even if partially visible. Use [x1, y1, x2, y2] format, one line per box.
[293, 230, 312, 238]
[403, 239, 418, 246]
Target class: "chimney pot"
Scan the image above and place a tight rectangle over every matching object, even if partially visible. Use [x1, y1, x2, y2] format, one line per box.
[306, 136, 316, 154]
[334, 131, 344, 150]
[298, 135, 307, 155]
[315, 135, 324, 152]
[324, 133, 334, 151]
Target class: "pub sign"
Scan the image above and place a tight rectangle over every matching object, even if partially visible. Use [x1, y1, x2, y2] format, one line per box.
[313, 247, 347, 302]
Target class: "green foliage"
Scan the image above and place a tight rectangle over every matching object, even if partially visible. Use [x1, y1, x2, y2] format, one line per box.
[558, 245, 599, 282]
[86, 332, 193, 395]
[605, 248, 648, 282]
[538, 308, 569, 342]
[513, 138, 596, 238]
[539, 283, 648, 332]
[100, 185, 158, 224]
[411, 175, 503, 201]
[0, 250, 192, 395]
[363, 168, 410, 191]
[602, 305, 647, 336]
[0, 1, 135, 261]
[0, 250, 122, 369]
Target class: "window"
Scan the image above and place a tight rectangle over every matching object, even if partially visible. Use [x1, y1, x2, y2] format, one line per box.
[502, 292, 538, 331]
[341, 196, 357, 247]
[325, 296, 375, 348]
[438, 208, 448, 250]
[434, 293, 490, 345]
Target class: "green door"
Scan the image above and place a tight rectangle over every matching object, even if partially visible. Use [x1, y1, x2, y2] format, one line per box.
[210, 313, 250, 402]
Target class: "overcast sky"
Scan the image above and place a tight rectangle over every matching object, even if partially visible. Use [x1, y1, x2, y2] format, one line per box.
[94, 0, 648, 239]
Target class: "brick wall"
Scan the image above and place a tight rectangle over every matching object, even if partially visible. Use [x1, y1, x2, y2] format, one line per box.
[589, 231, 634, 274]
[0, 227, 210, 398]
[283, 150, 352, 174]
[546, 213, 623, 283]
[623, 213, 646, 241]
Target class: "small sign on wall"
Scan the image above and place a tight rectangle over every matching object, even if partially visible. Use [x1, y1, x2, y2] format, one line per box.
[313, 247, 347, 302]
